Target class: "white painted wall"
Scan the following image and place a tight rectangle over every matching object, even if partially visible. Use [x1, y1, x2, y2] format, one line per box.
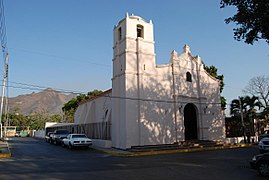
[33, 129, 45, 138]
[74, 90, 112, 124]
[112, 14, 225, 149]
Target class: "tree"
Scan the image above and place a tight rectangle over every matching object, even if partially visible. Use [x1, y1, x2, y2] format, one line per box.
[245, 96, 262, 138]
[230, 96, 247, 116]
[243, 75, 269, 107]
[88, 89, 103, 97]
[62, 90, 103, 123]
[230, 95, 262, 142]
[230, 96, 248, 142]
[7, 111, 63, 130]
[204, 64, 226, 109]
[220, 0, 269, 44]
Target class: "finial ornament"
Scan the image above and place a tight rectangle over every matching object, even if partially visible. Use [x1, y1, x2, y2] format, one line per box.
[170, 50, 178, 60]
[183, 44, 191, 54]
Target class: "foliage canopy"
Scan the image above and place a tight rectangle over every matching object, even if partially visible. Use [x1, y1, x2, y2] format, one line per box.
[221, 0, 269, 44]
[203, 64, 226, 109]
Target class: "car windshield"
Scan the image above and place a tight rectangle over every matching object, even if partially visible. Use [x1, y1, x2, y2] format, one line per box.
[55, 130, 69, 134]
[72, 134, 87, 139]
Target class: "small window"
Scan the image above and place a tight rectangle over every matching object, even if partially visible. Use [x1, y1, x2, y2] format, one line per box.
[143, 64, 146, 70]
[186, 72, 192, 82]
[137, 25, 144, 38]
[105, 109, 109, 118]
[118, 27, 122, 41]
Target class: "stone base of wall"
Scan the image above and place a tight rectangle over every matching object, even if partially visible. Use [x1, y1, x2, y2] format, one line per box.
[92, 139, 112, 148]
[225, 136, 258, 144]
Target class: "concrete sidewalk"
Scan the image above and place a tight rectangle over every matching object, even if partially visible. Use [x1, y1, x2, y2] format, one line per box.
[0, 139, 11, 158]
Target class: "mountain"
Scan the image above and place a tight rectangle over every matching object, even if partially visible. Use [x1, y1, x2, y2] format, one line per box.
[8, 88, 77, 115]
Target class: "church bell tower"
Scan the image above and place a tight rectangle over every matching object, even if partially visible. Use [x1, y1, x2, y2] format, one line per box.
[111, 14, 156, 149]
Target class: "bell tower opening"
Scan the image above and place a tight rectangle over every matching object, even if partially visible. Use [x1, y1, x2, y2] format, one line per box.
[118, 27, 122, 41]
[137, 24, 144, 38]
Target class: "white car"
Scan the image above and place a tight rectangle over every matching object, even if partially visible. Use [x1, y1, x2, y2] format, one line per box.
[62, 134, 92, 149]
[259, 137, 269, 153]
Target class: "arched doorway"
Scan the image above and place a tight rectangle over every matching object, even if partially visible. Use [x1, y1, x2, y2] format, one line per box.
[184, 103, 198, 140]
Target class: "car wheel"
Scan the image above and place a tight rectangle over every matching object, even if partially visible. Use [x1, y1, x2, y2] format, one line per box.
[258, 161, 269, 177]
[61, 142, 65, 147]
[68, 143, 72, 149]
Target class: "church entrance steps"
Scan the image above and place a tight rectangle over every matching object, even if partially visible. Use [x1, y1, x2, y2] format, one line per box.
[129, 140, 227, 152]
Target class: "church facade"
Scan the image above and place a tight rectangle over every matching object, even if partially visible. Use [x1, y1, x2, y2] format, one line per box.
[74, 14, 225, 150]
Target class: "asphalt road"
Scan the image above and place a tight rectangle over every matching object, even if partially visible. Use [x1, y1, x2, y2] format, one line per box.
[0, 137, 266, 180]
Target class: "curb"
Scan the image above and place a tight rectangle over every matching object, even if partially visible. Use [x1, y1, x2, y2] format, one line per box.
[93, 143, 254, 157]
[0, 153, 12, 158]
[0, 140, 12, 159]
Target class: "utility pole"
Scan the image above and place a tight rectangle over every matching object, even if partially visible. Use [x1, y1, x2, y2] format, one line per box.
[238, 96, 246, 143]
[0, 52, 8, 138]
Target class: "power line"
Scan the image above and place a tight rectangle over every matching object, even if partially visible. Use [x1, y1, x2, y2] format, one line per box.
[3, 81, 86, 95]
[0, 81, 225, 106]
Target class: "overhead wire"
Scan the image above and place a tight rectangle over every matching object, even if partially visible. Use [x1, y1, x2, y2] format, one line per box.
[0, 80, 227, 106]
[0, 1, 240, 109]
[6, 80, 87, 94]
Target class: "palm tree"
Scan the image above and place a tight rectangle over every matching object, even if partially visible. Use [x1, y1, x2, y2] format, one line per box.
[230, 97, 248, 116]
[230, 96, 261, 142]
[245, 96, 262, 141]
[230, 96, 248, 142]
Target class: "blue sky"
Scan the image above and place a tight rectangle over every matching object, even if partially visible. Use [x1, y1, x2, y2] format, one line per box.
[1, 0, 269, 110]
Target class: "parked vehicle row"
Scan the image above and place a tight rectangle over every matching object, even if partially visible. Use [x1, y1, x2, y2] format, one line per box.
[45, 129, 92, 149]
[250, 132, 269, 177]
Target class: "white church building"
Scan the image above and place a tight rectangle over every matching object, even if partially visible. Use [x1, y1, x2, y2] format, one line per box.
[74, 14, 225, 150]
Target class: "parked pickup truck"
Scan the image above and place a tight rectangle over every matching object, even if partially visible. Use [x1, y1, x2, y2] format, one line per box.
[51, 129, 70, 145]
[45, 132, 54, 143]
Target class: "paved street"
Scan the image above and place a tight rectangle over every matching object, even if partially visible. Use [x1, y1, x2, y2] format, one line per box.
[0, 137, 265, 179]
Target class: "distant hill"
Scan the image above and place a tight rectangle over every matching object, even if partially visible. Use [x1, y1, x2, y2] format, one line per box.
[8, 88, 77, 115]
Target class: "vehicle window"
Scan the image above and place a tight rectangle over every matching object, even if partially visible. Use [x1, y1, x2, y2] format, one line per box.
[72, 135, 87, 138]
[55, 130, 69, 134]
